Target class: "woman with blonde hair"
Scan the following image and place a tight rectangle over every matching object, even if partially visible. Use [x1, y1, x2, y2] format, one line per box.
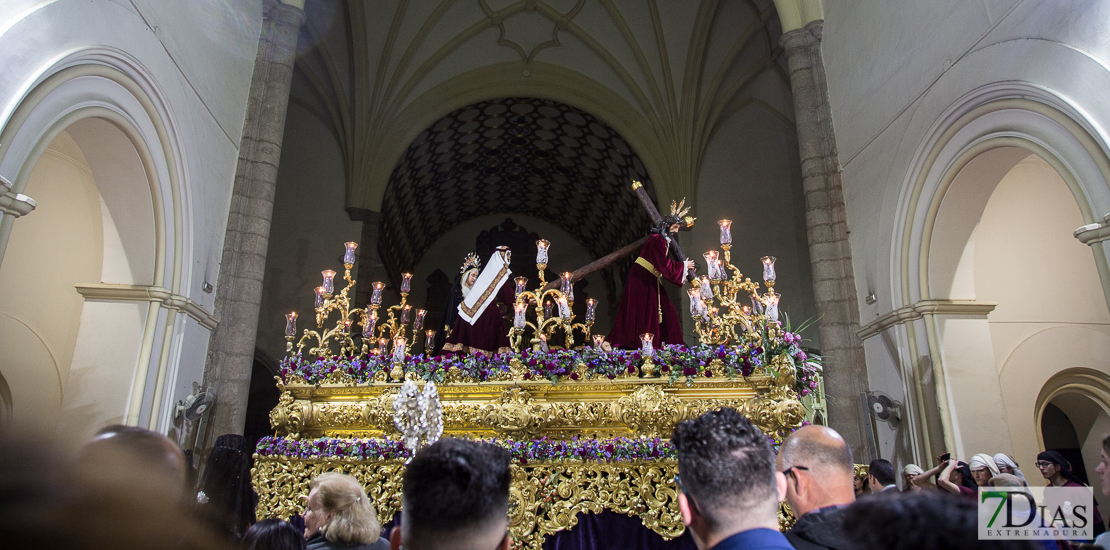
[303, 472, 389, 550]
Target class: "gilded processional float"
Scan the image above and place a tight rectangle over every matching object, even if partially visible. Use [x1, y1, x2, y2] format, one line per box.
[253, 201, 826, 549]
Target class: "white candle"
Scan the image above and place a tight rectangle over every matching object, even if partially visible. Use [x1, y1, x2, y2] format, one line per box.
[539, 333, 549, 352]
[392, 338, 406, 362]
[585, 298, 597, 322]
[321, 270, 336, 294]
[640, 333, 654, 357]
[371, 282, 384, 305]
[766, 293, 780, 322]
[761, 256, 777, 283]
[425, 330, 436, 350]
[536, 239, 550, 265]
[718, 220, 732, 246]
[514, 302, 527, 329]
[315, 286, 327, 308]
[343, 241, 358, 265]
[557, 296, 571, 319]
[699, 275, 713, 301]
[285, 312, 297, 337]
[593, 334, 605, 350]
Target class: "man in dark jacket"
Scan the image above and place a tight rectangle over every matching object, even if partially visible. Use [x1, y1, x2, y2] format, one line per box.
[776, 425, 857, 550]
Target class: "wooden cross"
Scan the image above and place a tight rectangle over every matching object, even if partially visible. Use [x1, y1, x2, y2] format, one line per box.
[541, 181, 697, 291]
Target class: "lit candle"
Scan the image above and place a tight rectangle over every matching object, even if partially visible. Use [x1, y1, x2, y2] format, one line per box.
[703, 252, 717, 279]
[343, 241, 358, 265]
[687, 288, 702, 316]
[761, 256, 777, 283]
[400, 273, 413, 294]
[557, 296, 571, 319]
[640, 333, 655, 356]
[699, 275, 713, 301]
[715, 259, 725, 280]
[401, 305, 412, 324]
[536, 239, 551, 266]
[766, 293, 780, 322]
[718, 219, 732, 246]
[514, 302, 527, 329]
[710, 307, 719, 319]
[515, 276, 528, 297]
[544, 300, 553, 319]
[425, 329, 436, 350]
[538, 333, 549, 352]
[593, 334, 605, 350]
[378, 338, 389, 355]
[362, 311, 376, 338]
[561, 272, 572, 293]
[371, 282, 384, 305]
[414, 309, 426, 331]
[285, 312, 298, 337]
[315, 286, 327, 308]
[321, 270, 336, 294]
[750, 294, 762, 313]
[392, 337, 406, 362]
[343, 319, 352, 333]
[742, 305, 751, 315]
[585, 298, 597, 322]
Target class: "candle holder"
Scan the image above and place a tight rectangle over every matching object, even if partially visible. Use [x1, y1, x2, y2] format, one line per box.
[691, 241, 782, 347]
[639, 333, 657, 377]
[507, 239, 593, 351]
[285, 242, 429, 372]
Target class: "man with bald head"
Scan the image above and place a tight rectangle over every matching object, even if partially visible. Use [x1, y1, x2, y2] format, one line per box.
[776, 425, 856, 550]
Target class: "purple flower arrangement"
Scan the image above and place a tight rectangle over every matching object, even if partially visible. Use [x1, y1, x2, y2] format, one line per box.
[255, 435, 676, 463]
[279, 340, 822, 396]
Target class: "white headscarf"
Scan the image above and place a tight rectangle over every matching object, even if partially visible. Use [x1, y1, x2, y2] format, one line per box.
[903, 464, 924, 476]
[970, 453, 1001, 477]
[993, 453, 1028, 485]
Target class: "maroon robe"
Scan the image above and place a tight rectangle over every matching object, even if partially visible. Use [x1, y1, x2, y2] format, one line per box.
[442, 280, 515, 355]
[608, 233, 685, 349]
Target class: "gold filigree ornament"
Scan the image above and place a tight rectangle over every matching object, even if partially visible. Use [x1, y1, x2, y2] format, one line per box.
[252, 456, 683, 550]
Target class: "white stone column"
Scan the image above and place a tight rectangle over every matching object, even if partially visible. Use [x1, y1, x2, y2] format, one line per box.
[781, 21, 872, 455]
[202, 0, 306, 443]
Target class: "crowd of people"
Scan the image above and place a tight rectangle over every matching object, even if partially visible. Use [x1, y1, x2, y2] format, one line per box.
[2, 410, 1109, 550]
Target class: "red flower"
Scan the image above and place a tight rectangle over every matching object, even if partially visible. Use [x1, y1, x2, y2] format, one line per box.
[627, 365, 637, 374]
[570, 372, 579, 380]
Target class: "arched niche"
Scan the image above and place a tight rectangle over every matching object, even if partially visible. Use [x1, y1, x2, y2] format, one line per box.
[0, 53, 190, 440]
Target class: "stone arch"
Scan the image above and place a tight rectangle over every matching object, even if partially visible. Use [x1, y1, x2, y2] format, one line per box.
[894, 82, 1110, 457]
[0, 50, 193, 435]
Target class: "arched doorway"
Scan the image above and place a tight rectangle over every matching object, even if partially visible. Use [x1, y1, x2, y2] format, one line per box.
[0, 119, 157, 442]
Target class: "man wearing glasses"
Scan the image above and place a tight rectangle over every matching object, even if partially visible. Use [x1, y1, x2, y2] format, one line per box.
[775, 425, 857, 549]
[671, 407, 793, 550]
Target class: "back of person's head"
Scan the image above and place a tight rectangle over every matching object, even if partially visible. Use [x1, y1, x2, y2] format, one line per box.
[197, 434, 255, 541]
[401, 438, 511, 550]
[81, 425, 188, 501]
[670, 407, 778, 530]
[0, 430, 226, 550]
[843, 491, 1038, 549]
[988, 474, 1024, 488]
[309, 472, 380, 544]
[868, 459, 896, 487]
[241, 519, 305, 550]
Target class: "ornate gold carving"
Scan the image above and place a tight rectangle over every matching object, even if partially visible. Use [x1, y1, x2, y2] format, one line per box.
[253, 456, 682, 550]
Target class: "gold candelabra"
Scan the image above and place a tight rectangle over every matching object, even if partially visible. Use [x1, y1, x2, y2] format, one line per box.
[284, 243, 432, 367]
[690, 220, 782, 346]
[508, 240, 596, 352]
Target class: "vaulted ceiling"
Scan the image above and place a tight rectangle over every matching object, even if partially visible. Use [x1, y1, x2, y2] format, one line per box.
[289, 0, 795, 275]
[378, 96, 656, 274]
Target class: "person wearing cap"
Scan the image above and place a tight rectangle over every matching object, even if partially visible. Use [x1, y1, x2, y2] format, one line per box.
[1036, 450, 1105, 537]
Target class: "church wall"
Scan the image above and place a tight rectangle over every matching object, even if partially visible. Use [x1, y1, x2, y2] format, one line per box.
[256, 103, 361, 366]
[0, 0, 264, 436]
[693, 102, 817, 346]
[822, 0, 1110, 466]
[0, 132, 102, 432]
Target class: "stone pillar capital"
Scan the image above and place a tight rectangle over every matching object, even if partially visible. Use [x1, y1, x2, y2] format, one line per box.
[779, 19, 823, 55]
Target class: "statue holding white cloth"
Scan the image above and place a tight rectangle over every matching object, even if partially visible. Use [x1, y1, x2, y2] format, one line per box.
[442, 247, 515, 355]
